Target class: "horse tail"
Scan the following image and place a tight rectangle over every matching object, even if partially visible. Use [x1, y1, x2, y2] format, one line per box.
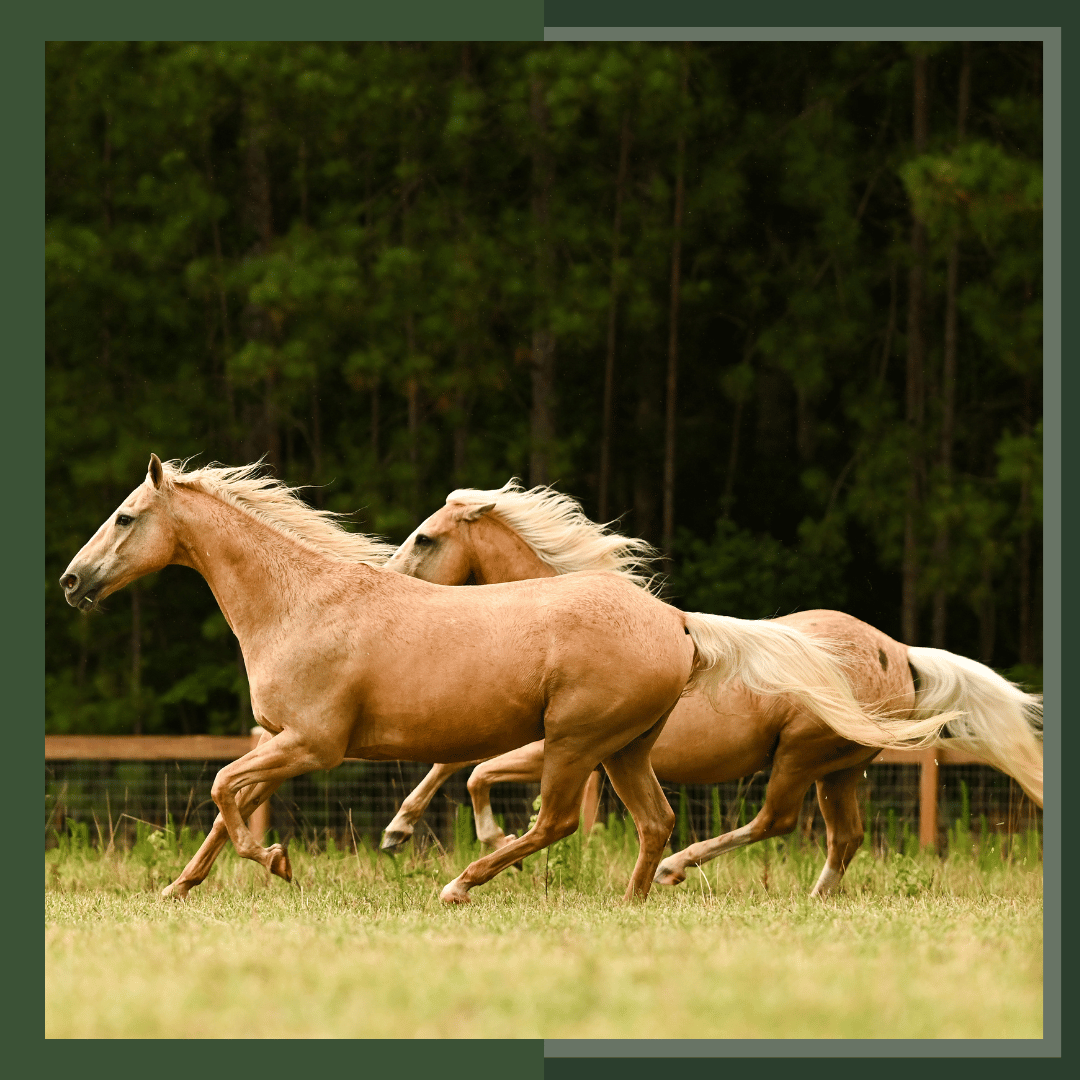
[907, 646, 1043, 807]
[682, 612, 959, 749]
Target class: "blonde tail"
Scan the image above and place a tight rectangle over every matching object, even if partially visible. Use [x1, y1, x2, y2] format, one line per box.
[907, 646, 1043, 806]
[683, 611, 958, 748]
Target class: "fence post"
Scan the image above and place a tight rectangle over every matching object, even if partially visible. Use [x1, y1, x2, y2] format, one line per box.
[918, 747, 939, 850]
[248, 727, 271, 844]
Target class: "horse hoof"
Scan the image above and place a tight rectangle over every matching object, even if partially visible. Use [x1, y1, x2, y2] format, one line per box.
[653, 863, 686, 887]
[160, 882, 189, 901]
[380, 830, 411, 852]
[268, 844, 292, 883]
[440, 879, 471, 905]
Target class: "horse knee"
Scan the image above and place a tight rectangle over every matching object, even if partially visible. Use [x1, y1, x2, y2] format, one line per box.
[756, 807, 800, 840]
[466, 767, 492, 800]
[533, 814, 579, 847]
[210, 769, 232, 807]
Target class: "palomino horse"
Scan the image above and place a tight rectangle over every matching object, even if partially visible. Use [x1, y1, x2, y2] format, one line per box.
[60, 458, 948, 904]
[379, 481, 1043, 896]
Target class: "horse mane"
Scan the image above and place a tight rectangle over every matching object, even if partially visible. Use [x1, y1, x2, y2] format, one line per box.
[445, 479, 661, 590]
[158, 459, 396, 566]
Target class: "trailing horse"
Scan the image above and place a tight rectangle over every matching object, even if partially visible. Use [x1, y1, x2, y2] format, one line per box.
[379, 480, 1042, 895]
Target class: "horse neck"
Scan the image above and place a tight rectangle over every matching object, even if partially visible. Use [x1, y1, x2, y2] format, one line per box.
[168, 487, 349, 645]
[467, 515, 558, 584]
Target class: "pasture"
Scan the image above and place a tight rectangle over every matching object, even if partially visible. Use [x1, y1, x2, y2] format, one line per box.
[46, 819, 1043, 1040]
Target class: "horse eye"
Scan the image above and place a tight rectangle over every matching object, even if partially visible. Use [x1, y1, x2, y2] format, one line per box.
[115, 514, 134, 527]
[414, 534, 434, 548]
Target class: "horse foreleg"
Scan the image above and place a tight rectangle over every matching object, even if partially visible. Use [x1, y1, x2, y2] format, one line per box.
[161, 777, 282, 900]
[467, 740, 546, 848]
[809, 766, 866, 898]
[381, 761, 482, 852]
[210, 730, 341, 882]
[162, 728, 276, 900]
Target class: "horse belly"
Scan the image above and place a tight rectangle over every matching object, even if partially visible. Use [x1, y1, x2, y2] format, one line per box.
[649, 688, 780, 785]
[345, 676, 544, 764]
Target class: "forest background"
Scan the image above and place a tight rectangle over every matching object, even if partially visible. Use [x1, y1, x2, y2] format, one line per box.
[45, 40, 1044, 736]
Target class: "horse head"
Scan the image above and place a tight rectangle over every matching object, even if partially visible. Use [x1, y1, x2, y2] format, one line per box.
[383, 500, 495, 585]
[60, 453, 179, 610]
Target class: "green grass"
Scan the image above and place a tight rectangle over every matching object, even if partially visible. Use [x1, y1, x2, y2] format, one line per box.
[45, 818, 1043, 1039]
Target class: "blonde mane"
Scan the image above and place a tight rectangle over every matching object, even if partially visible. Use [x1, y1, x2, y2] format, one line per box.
[445, 479, 661, 590]
[159, 459, 396, 566]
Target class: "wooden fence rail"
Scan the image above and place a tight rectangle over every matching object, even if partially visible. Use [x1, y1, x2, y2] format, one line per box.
[46, 732, 986, 849]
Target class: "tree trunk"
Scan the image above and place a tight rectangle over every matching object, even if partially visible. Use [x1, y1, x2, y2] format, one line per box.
[236, 638, 251, 733]
[902, 50, 929, 646]
[662, 48, 690, 556]
[244, 99, 277, 467]
[599, 112, 632, 522]
[371, 381, 380, 464]
[720, 396, 743, 520]
[1018, 374, 1036, 665]
[979, 556, 996, 666]
[530, 331, 556, 487]
[932, 42, 971, 649]
[311, 380, 322, 508]
[406, 314, 420, 524]
[633, 351, 661, 546]
[529, 74, 557, 487]
[130, 584, 141, 735]
[453, 387, 470, 486]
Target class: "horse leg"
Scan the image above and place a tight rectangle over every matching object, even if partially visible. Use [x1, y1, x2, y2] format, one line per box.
[161, 777, 283, 900]
[581, 769, 602, 836]
[601, 719, 677, 901]
[210, 730, 342, 881]
[439, 747, 598, 904]
[467, 740, 546, 848]
[381, 761, 482, 852]
[162, 727, 276, 900]
[654, 759, 812, 886]
[809, 765, 866, 898]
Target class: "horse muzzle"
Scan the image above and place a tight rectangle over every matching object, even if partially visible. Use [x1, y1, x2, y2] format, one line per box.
[59, 570, 99, 611]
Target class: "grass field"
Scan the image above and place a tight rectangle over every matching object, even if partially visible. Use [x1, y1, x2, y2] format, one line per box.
[45, 816, 1043, 1040]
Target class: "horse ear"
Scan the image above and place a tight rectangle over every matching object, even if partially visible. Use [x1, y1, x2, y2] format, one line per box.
[460, 502, 496, 522]
[148, 454, 164, 489]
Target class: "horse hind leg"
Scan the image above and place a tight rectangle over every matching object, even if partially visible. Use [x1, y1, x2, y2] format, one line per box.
[601, 720, 677, 901]
[654, 763, 811, 887]
[439, 749, 597, 904]
[467, 740, 546, 849]
[809, 766, 866, 898]
[381, 761, 479, 852]
[581, 769, 602, 835]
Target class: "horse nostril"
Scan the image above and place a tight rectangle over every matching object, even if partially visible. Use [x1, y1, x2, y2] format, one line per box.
[60, 573, 79, 591]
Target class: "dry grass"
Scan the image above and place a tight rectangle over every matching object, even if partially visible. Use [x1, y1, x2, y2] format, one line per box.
[45, 822, 1043, 1039]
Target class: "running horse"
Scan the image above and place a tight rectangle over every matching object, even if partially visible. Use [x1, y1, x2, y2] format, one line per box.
[379, 481, 1043, 895]
[59, 458, 949, 903]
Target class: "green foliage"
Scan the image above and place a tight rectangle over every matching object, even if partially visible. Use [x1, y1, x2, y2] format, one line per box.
[47, 42, 1043, 736]
[671, 516, 849, 617]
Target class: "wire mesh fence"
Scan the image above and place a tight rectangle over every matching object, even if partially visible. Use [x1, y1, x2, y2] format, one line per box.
[45, 757, 1040, 856]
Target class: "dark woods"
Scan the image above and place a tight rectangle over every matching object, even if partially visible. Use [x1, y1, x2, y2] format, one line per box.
[46, 42, 1043, 735]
